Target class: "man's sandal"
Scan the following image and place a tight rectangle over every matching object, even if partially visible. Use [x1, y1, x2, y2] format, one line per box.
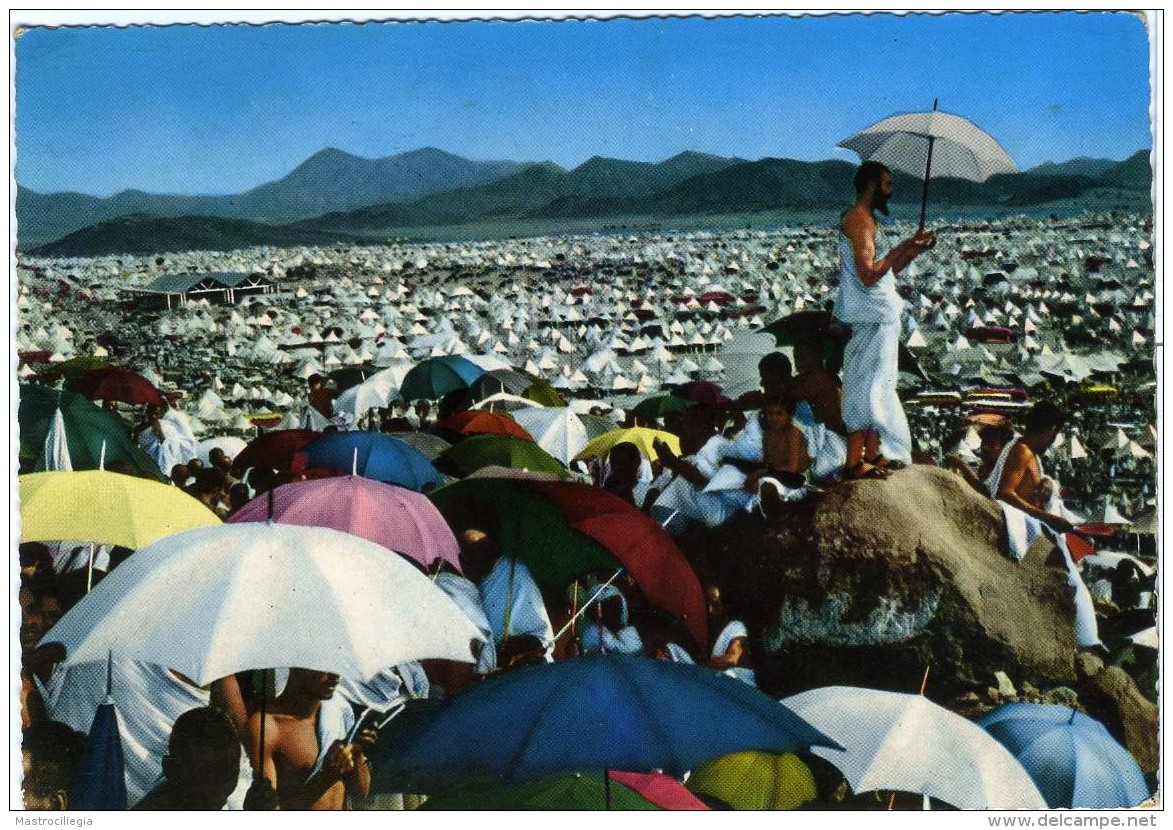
[845, 461, 889, 480]
[866, 455, 907, 472]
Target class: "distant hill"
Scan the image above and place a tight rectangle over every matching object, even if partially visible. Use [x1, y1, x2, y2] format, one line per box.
[399, 152, 744, 222]
[27, 214, 371, 257]
[1096, 150, 1152, 190]
[232, 147, 524, 224]
[16, 147, 526, 248]
[20, 148, 1153, 257]
[1025, 157, 1120, 178]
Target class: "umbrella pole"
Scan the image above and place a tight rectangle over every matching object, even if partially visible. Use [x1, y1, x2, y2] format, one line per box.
[86, 544, 95, 593]
[553, 569, 625, 641]
[570, 579, 579, 642]
[917, 99, 939, 231]
[604, 769, 612, 810]
[255, 669, 270, 785]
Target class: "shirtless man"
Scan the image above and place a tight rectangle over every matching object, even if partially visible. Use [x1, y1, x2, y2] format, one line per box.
[746, 396, 811, 520]
[994, 401, 1076, 534]
[789, 341, 846, 435]
[246, 668, 375, 810]
[837, 161, 935, 479]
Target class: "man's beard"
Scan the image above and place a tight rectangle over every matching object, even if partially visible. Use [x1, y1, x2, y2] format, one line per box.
[872, 190, 890, 216]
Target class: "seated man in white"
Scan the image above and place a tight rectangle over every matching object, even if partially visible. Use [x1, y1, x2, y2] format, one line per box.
[988, 401, 1102, 652]
[459, 528, 555, 662]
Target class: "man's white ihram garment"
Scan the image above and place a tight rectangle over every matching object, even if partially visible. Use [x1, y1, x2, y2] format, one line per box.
[479, 557, 555, 660]
[834, 227, 912, 464]
[987, 437, 1100, 648]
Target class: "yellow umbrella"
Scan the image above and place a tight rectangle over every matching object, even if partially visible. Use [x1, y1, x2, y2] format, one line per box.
[573, 426, 681, 462]
[19, 470, 221, 550]
[687, 751, 817, 810]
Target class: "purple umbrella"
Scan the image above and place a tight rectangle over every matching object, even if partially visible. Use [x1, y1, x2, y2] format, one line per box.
[228, 476, 461, 573]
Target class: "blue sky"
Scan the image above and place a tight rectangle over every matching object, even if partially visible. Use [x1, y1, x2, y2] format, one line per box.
[13, 11, 1153, 196]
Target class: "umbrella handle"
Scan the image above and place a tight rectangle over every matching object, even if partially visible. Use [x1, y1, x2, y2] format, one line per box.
[918, 136, 935, 232]
[917, 99, 939, 231]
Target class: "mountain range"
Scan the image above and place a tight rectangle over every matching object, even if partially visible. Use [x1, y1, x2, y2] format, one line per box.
[19, 148, 1151, 257]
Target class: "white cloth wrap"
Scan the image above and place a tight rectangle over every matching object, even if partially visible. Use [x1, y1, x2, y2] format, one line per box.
[840, 321, 912, 464]
[40, 659, 249, 809]
[651, 435, 753, 529]
[433, 571, 497, 674]
[307, 694, 356, 778]
[479, 557, 555, 660]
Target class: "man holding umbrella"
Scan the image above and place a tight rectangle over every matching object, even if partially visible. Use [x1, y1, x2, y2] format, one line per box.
[836, 161, 935, 479]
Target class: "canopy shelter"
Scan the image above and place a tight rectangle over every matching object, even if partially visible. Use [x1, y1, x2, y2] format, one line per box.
[128, 272, 274, 310]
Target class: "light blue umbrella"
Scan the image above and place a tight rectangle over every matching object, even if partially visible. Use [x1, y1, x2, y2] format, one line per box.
[978, 703, 1150, 809]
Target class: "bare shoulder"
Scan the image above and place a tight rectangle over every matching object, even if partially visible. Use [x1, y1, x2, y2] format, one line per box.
[1007, 442, 1034, 462]
[840, 205, 874, 239]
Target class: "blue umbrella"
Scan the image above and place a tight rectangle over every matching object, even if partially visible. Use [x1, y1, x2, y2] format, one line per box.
[69, 659, 128, 810]
[978, 703, 1149, 809]
[398, 355, 484, 401]
[303, 431, 443, 492]
[370, 653, 838, 794]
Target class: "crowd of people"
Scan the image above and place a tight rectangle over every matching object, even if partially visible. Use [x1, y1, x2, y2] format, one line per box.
[18, 162, 1155, 811]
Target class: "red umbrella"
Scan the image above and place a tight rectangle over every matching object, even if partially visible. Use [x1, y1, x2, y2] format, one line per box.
[608, 771, 710, 810]
[672, 380, 728, 405]
[233, 429, 320, 473]
[70, 366, 164, 406]
[228, 476, 462, 572]
[523, 480, 709, 652]
[436, 410, 534, 441]
[431, 478, 709, 652]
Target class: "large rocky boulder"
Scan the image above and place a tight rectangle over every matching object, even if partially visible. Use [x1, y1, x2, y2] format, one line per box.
[699, 465, 1080, 700]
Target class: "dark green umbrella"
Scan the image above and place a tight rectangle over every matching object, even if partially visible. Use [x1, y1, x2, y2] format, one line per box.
[761, 310, 926, 380]
[469, 368, 533, 400]
[399, 356, 485, 401]
[18, 384, 164, 479]
[30, 355, 113, 382]
[631, 394, 692, 426]
[327, 366, 377, 392]
[522, 378, 567, 408]
[418, 772, 662, 810]
[437, 434, 569, 478]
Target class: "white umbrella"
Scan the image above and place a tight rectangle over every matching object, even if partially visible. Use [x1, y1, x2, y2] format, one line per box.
[510, 407, 591, 466]
[42, 523, 482, 685]
[782, 686, 1047, 809]
[332, 363, 412, 420]
[196, 435, 248, 465]
[839, 102, 1017, 228]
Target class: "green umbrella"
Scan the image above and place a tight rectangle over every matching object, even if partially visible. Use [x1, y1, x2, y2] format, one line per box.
[418, 772, 662, 810]
[17, 383, 164, 479]
[522, 378, 567, 408]
[429, 478, 616, 589]
[631, 394, 691, 426]
[327, 366, 377, 392]
[31, 355, 114, 382]
[438, 434, 569, 478]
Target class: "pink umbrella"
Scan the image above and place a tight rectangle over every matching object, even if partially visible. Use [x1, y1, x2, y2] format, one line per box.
[608, 771, 710, 810]
[228, 476, 461, 573]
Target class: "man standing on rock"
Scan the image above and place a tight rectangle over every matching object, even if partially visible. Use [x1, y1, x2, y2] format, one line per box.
[836, 161, 935, 479]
